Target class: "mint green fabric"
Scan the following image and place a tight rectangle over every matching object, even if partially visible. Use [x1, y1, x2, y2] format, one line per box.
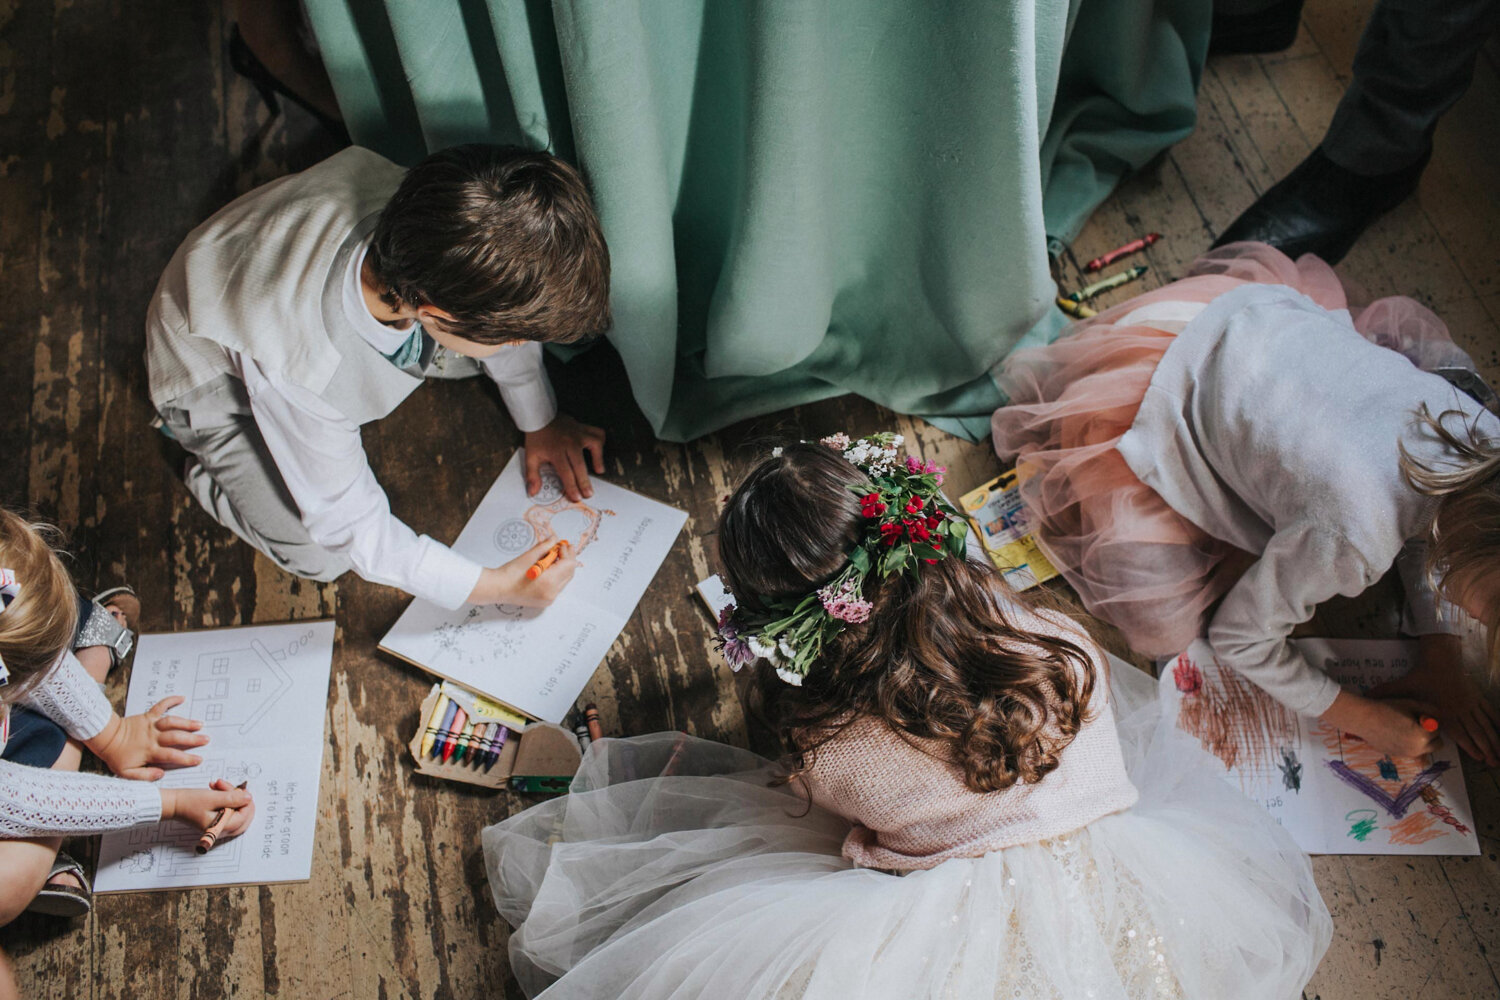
[304, 0, 1208, 442]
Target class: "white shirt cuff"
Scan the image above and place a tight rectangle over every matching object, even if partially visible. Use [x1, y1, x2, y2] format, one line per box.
[408, 538, 486, 610]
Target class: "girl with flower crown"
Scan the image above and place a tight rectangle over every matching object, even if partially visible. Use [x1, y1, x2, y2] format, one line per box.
[482, 435, 1329, 999]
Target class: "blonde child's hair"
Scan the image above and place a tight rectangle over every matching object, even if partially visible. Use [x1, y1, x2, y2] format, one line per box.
[1400, 405, 1500, 673]
[0, 509, 78, 702]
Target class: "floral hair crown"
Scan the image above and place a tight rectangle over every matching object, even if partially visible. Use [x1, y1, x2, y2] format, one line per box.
[715, 432, 968, 685]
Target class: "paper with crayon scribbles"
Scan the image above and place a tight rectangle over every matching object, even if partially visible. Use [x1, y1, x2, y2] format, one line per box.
[379, 450, 686, 723]
[96, 620, 335, 892]
[1160, 638, 1478, 856]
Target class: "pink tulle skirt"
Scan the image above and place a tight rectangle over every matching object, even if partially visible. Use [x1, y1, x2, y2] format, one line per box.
[991, 242, 1471, 657]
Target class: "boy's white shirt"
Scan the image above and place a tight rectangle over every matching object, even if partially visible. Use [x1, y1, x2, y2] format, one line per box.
[237, 237, 557, 610]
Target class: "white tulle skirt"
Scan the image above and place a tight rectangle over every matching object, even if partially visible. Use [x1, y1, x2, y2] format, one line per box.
[483, 663, 1330, 999]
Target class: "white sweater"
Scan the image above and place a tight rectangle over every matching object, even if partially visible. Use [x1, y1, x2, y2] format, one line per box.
[0, 653, 162, 838]
[1117, 284, 1490, 717]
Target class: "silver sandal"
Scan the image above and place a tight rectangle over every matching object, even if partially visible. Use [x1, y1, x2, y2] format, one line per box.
[25, 852, 93, 918]
[73, 585, 136, 667]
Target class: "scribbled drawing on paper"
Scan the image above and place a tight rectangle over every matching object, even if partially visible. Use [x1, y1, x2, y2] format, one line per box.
[1346, 810, 1378, 842]
[118, 850, 155, 874]
[189, 640, 293, 736]
[1277, 748, 1303, 793]
[1160, 637, 1479, 856]
[491, 468, 617, 558]
[1172, 650, 1300, 789]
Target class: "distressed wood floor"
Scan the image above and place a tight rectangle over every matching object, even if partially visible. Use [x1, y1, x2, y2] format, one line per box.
[2, 1, 1498, 997]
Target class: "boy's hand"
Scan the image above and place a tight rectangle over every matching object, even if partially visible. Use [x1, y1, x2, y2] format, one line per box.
[525, 415, 605, 501]
[467, 536, 580, 607]
[1367, 634, 1500, 766]
[162, 780, 255, 838]
[86, 696, 210, 780]
[1320, 689, 1442, 760]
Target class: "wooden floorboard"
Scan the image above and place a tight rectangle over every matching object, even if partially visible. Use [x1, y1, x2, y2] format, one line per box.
[2, 1, 1498, 997]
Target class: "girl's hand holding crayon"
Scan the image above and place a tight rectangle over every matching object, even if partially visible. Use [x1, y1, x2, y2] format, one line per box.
[1321, 689, 1443, 759]
[467, 536, 579, 607]
[85, 695, 211, 781]
[1366, 634, 1500, 766]
[161, 779, 254, 843]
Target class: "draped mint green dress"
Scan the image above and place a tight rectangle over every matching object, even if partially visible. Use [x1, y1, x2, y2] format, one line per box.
[303, 0, 1209, 441]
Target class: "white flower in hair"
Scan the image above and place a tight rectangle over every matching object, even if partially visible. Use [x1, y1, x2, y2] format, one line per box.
[747, 635, 780, 664]
[775, 666, 804, 687]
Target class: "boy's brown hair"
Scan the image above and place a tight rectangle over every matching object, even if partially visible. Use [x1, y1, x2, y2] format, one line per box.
[366, 144, 611, 346]
[0, 510, 78, 703]
[1401, 404, 1500, 673]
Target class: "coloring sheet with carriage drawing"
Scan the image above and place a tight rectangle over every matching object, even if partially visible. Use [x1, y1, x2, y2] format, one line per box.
[96, 621, 336, 892]
[1160, 638, 1478, 855]
[379, 450, 687, 724]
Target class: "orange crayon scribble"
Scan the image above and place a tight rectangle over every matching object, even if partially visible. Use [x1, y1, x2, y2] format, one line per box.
[1315, 722, 1432, 798]
[1386, 810, 1447, 846]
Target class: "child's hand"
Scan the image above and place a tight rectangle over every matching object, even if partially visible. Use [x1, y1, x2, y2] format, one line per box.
[524, 415, 606, 501]
[467, 537, 580, 607]
[86, 696, 210, 780]
[162, 780, 254, 840]
[1368, 634, 1500, 766]
[1321, 690, 1442, 759]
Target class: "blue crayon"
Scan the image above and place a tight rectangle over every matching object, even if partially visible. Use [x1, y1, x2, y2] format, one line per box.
[429, 699, 459, 759]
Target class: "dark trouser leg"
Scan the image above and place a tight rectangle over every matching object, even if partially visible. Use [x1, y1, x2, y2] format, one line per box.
[1322, 0, 1500, 175]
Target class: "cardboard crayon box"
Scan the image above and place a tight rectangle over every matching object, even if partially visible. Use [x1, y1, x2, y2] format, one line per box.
[408, 681, 583, 791]
[958, 469, 1059, 592]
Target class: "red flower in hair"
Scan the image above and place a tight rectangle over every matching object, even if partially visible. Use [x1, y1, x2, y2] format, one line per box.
[879, 522, 903, 546]
[905, 496, 925, 514]
[860, 493, 887, 518]
[925, 513, 943, 529]
[907, 521, 930, 542]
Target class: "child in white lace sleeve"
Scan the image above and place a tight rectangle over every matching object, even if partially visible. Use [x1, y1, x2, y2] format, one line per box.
[0, 510, 254, 930]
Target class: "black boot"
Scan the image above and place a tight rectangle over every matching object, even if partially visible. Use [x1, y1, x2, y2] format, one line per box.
[1210, 0, 1306, 56]
[1210, 147, 1429, 264]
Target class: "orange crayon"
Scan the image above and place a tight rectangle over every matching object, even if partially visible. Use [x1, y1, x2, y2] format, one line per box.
[526, 540, 569, 580]
[1420, 716, 1440, 733]
[585, 703, 604, 742]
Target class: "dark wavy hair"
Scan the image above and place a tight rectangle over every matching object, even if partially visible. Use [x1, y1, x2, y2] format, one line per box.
[718, 443, 1096, 793]
[367, 143, 611, 346]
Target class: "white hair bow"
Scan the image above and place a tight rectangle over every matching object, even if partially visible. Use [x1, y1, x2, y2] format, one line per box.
[0, 567, 18, 686]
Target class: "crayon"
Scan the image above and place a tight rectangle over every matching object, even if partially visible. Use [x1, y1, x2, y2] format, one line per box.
[485, 726, 510, 772]
[421, 693, 453, 759]
[1420, 716, 1440, 733]
[455, 720, 476, 764]
[1085, 233, 1161, 272]
[196, 781, 249, 855]
[585, 704, 604, 743]
[442, 706, 468, 764]
[1056, 296, 1096, 320]
[465, 723, 486, 767]
[1070, 265, 1147, 303]
[526, 540, 569, 580]
[574, 723, 592, 753]
[661, 732, 690, 776]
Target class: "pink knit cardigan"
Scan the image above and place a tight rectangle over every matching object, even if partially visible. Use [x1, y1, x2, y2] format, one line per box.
[803, 609, 1139, 870]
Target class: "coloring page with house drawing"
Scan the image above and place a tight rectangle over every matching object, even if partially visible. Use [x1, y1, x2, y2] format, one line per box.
[1160, 638, 1478, 856]
[379, 450, 687, 724]
[95, 621, 336, 892]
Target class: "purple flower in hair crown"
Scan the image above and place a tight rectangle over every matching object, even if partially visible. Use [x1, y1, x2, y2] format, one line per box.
[711, 431, 968, 685]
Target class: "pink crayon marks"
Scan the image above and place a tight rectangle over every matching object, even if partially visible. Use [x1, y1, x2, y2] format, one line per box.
[1174, 651, 1298, 778]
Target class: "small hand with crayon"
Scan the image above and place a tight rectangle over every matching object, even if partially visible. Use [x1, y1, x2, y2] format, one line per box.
[1367, 634, 1500, 766]
[161, 780, 254, 850]
[86, 695, 211, 781]
[1321, 690, 1442, 759]
[467, 536, 579, 607]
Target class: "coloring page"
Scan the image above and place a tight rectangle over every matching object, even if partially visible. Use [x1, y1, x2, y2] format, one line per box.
[96, 621, 336, 891]
[380, 451, 686, 723]
[1160, 638, 1478, 855]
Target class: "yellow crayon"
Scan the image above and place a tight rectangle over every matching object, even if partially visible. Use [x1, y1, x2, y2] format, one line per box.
[1056, 295, 1097, 319]
[420, 692, 450, 760]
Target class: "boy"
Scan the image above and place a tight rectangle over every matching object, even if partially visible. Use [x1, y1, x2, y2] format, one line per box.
[145, 144, 610, 609]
